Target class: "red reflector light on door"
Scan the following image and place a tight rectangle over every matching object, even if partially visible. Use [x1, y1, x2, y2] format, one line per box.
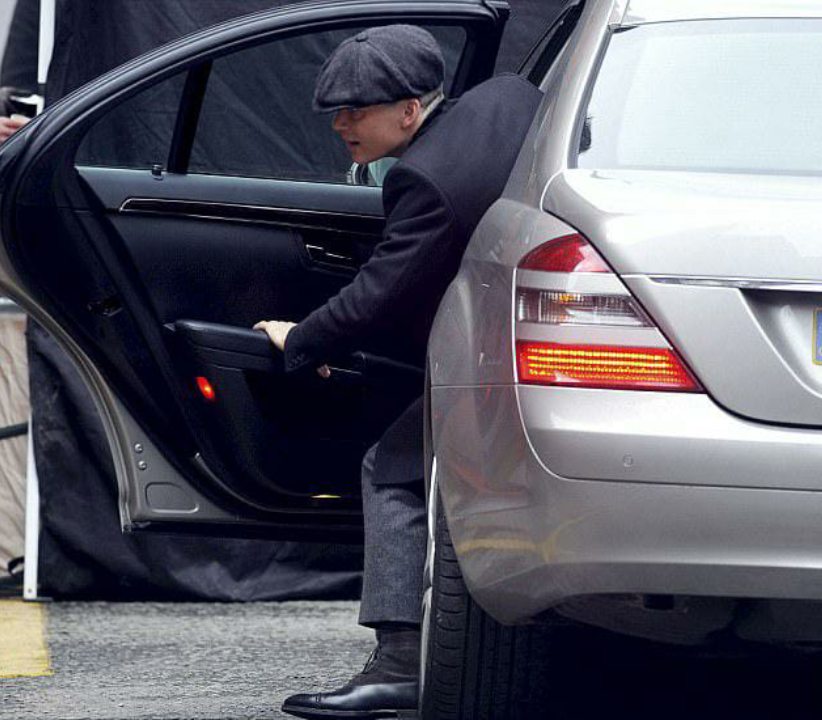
[516, 342, 701, 392]
[196, 376, 217, 401]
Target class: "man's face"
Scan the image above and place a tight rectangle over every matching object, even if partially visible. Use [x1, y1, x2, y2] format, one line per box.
[332, 100, 415, 165]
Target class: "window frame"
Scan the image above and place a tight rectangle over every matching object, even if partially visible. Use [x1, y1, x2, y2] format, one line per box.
[66, 6, 505, 181]
[161, 19, 494, 180]
[518, 1, 585, 86]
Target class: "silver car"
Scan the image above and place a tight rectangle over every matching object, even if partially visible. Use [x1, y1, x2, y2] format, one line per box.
[1, 0, 821, 716]
[423, 0, 822, 715]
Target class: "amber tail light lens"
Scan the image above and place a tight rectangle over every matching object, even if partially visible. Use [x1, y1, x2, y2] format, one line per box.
[515, 232, 703, 392]
[517, 342, 701, 392]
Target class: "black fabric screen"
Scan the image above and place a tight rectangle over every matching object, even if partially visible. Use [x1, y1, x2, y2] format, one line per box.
[0, 0, 38, 90]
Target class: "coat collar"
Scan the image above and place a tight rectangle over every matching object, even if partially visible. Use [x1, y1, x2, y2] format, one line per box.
[409, 98, 453, 147]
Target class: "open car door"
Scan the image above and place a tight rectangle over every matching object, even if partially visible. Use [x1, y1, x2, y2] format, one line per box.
[0, 0, 508, 540]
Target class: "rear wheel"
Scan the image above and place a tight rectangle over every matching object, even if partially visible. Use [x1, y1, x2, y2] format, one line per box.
[420, 490, 565, 720]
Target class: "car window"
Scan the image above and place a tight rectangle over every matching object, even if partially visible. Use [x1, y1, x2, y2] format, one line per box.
[577, 19, 822, 176]
[74, 24, 466, 186]
[189, 25, 465, 185]
[349, 157, 399, 187]
[76, 73, 185, 170]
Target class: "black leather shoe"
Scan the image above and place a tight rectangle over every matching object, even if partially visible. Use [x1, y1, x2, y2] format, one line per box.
[281, 680, 418, 718]
[282, 628, 420, 719]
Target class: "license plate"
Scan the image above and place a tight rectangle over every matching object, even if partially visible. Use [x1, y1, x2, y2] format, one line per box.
[815, 309, 822, 364]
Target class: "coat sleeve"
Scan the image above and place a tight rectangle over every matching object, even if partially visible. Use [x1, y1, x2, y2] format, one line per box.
[283, 164, 455, 372]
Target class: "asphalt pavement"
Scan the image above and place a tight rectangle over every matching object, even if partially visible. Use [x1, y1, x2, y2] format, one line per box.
[3, 599, 822, 720]
[0, 600, 372, 720]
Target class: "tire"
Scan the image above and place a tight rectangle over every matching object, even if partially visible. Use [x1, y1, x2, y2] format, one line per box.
[419, 492, 562, 720]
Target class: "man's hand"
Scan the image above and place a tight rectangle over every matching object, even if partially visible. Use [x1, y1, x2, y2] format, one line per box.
[0, 114, 30, 143]
[253, 319, 295, 351]
[253, 320, 331, 378]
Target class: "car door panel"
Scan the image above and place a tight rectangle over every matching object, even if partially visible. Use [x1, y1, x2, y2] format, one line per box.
[18, 172, 423, 521]
[16, 161, 425, 529]
[69, 169, 422, 507]
[171, 320, 423, 505]
[0, 1, 509, 537]
[77, 168, 385, 327]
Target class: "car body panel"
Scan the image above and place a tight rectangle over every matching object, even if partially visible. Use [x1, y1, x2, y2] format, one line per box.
[429, 200, 571, 388]
[518, 385, 822, 490]
[432, 383, 822, 635]
[545, 170, 822, 281]
[506, 0, 611, 209]
[623, 0, 822, 25]
[626, 276, 822, 428]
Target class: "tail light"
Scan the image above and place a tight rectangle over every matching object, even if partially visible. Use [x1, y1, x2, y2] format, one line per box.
[518, 233, 611, 273]
[515, 233, 701, 392]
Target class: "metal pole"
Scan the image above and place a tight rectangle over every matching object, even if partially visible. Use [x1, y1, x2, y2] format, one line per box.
[37, 0, 56, 87]
[22, 0, 58, 603]
[19, 0, 58, 602]
[23, 420, 39, 600]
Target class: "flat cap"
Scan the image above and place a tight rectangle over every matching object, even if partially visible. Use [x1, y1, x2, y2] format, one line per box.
[313, 25, 445, 113]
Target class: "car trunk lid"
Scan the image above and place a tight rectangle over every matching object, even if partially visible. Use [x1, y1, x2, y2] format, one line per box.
[545, 169, 822, 427]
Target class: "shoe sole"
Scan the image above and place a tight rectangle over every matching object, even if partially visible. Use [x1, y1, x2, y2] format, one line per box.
[280, 703, 417, 719]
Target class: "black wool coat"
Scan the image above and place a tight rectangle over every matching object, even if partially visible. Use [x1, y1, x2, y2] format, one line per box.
[285, 73, 543, 484]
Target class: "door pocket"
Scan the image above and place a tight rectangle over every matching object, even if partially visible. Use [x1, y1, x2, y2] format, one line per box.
[169, 320, 423, 504]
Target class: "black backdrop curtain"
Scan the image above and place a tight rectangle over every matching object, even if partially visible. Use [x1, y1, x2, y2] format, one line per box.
[0, 0, 38, 90]
[14, 0, 565, 600]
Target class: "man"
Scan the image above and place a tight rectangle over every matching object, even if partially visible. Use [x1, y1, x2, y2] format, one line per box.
[255, 24, 542, 719]
[0, 113, 28, 141]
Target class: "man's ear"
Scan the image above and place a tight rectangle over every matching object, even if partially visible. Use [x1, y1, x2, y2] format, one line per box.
[400, 98, 423, 129]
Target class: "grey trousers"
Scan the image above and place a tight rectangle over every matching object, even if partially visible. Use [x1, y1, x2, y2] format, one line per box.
[358, 444, 428, 628]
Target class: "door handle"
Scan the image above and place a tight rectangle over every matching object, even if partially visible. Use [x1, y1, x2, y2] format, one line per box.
[304, 243, 357, 269]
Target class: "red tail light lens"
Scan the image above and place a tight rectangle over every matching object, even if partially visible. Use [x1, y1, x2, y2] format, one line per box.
[518, 234, 610, 273]
[517, 342, 700, 392]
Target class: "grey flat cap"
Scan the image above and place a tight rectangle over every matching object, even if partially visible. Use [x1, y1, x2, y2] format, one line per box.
[313, 25, 445, 113]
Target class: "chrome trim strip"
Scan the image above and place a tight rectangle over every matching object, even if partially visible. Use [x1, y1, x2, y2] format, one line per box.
[648, 276, 822, 293]
[119, 197, 380, 220]
[118, 197, 384, 235]
[517, 269, 631, 295]
[0, 296, 20, 313]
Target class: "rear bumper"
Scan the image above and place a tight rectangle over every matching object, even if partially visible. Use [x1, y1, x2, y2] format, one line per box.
[431, 384, 822, 627]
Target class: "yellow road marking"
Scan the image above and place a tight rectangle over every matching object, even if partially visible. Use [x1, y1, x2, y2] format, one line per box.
[0, 599, 52, 679]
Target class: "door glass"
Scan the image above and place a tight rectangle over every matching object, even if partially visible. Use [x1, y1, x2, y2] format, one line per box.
[189, 25, 466, 184]
[362, 157, 398, 187]
[75, 73, 185, 169]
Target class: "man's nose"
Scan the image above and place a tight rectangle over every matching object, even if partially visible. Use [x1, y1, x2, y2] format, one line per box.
[332, 110, 349, 132]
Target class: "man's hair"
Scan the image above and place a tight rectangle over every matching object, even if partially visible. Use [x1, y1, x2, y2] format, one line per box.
[418, 85, 445, 122]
